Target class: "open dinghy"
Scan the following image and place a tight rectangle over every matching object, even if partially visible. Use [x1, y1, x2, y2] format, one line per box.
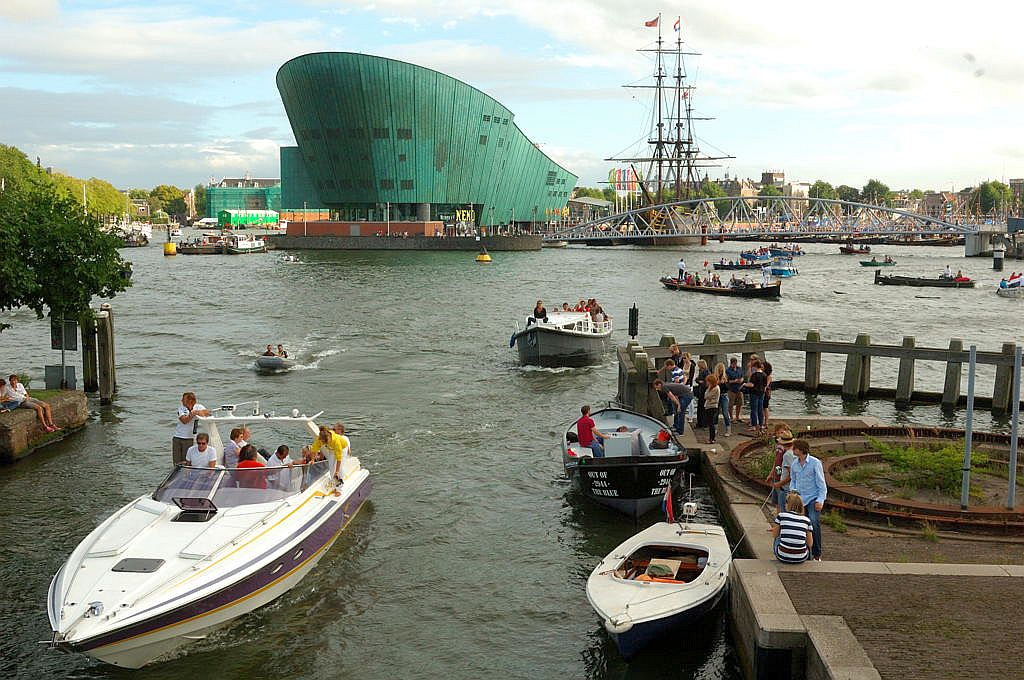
[586, 502, 730, 659]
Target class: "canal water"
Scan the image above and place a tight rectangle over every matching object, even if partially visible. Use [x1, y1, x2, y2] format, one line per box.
[0, 239, 1016, 679]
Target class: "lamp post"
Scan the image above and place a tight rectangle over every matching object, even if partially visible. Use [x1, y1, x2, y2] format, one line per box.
[303, 201, 307, 236]
[386, 201, 390, 236]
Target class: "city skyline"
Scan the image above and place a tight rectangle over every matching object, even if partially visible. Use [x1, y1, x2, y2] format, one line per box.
[1, 0, 1022, 191]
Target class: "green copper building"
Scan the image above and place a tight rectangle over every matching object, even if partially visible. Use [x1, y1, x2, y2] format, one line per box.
[276, 52, 577, 227]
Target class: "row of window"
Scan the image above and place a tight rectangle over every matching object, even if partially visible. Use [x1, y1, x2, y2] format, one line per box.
[482, 115, 510, 125]
[317, 179, 416, 191]
[477, 136, 507, 147]
[301, 127, 415, 141]
[548, 191, 568, 197]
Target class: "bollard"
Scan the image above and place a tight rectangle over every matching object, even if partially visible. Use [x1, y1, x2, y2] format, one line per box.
[101, 303, 118, 392]
[80, 314, 99, 393]
[633, 352, 651, 415]
[659, 335, 677, 348]
[96, 310, 114, 405]
[895, 336, 916, 408]
[804, 329, 821, 393]
[992, 342, 1017, 416]
[942, 338, 964, 411]
[994, 243, 1005, 271]
[741, 329, 764, 371]
[842, 334, 871, 400]
[701, 331, 726, 371]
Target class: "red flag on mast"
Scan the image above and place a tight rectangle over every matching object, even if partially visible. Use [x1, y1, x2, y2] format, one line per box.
[644, 16, 659, 27]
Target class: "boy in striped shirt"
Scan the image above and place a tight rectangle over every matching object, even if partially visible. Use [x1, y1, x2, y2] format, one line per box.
[771, 491, 814, 563]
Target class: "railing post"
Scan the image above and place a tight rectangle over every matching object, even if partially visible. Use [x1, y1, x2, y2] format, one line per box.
[1007, 345, 1021, 509]
[701, 331, 726, 371]
[842, 334, 871, 400]
[804, 329, 821, 393]
[895, 336, 916, 409]
[80, 313, 99, 393]
[742, 329, 764, 371]
[992, 342, 1017, 416]
[942, 338, 964, 411]
[960, 345, 977, 510]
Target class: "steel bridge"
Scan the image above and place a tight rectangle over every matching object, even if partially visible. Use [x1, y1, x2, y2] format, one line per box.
[546, 196, 980, 243]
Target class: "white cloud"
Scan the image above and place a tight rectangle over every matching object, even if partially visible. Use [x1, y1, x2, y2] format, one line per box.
[0, 0, 57, 21]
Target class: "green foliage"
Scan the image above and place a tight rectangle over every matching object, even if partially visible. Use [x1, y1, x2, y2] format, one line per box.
[908, 189, 924, 199]
[835, 184, 860, 204]
[977, 180, 1011, 214]
[0, 144, 49, 191]
[920, 520, 939, 543]
[821, 509, 847, 533]
[809, 180, 836, 200]
[49, 173, 127, 217]
[866, 436, 987, 493]
[834, 462, 888, 486]
[193, 184, 207, 216]
[861, 179, 891, 206]
[0, 183, 130, 329]
[573, 186, 606, 200]
[758, 184, 782, 197]
[699, 178, 731, 217]
[128, 188, 150, 200]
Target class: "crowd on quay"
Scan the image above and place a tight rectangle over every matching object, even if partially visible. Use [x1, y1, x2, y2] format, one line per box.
[0, 374, 60, 431]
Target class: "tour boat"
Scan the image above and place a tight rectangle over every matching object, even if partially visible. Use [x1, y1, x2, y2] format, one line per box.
[839, 245, 871, 255]
[874, 270, 975, 288]
[254, 355, 296, 373]
[225, 234, 268, 254]
[510, 310, 612, 367]
[47, 404, 371, 668]
[769, 246, 803, 257]
[169, 226, 183, 238]
[768, 265, 798, 277]
[562, 407, 689, 519]
[179, 233, 226, 255]
[586, 502, 730, 658]
[659, 277, 781, 299]
[738, 250, 771, 261]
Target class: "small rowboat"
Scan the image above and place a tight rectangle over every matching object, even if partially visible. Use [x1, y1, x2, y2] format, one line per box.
[996, 287, 1024, 299]
[712, 262, 763, 270]
[839, 246, 871, 255]
[873, 270, 974, 288]
[660, 277, 781, 298]
[859, 260, 896, 267]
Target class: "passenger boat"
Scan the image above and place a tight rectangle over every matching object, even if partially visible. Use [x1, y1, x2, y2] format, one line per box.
[738, 250, 771, 261]
[839, 245, 871, 255]
[768, 265, 798, 277]
[225, 234, 268, 254]
[996, 286, 1024, 299]
[860, 259, 896, 267]
[586, 502, 730, 658]
[659, 277, 781, 299]
[47, 404, 371, 668]
[254, 355, 296, 373]
[510, 310, 612, 367]
[179, 233, 226, 255]
[769, 246, 804, 257]
[873, 270, 975, 288]
[712, 261, 762, 270]
[169, 226, 183, 238]
[562, 407, 689, 518]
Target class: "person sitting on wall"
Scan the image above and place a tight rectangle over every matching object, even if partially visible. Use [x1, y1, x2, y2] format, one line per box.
[3, 374, 59, 432]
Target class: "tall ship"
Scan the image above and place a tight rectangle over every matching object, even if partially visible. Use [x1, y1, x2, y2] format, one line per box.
[603, 16, 734, 246]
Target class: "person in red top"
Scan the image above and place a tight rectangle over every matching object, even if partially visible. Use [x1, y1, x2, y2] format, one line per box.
[235, 444, 267, 489]
[576, 405, 607, 457]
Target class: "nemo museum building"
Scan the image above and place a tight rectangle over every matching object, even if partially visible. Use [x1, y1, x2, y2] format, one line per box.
[273, 52, 577, 250]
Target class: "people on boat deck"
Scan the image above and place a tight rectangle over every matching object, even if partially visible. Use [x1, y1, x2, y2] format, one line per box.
[677, 256, 686, 280]
[265, 445, 294, 489]
[562, 302, 571, 311]
[576, 405, 607, 458]
[1000, 272, 1022, 288]
[772, 491, 814, 564]
[235, 444, 268, 489]
[311, 424, 350, 483]
[3, 374, 59, 431]
[884, 255, 894, 264]
[574, 299, 587, 311]
[223, 427, 246, 468]
[173, 392, 210, 466]
[276, 344, 288, 358]
[943, 265, 953, 278]
[530, 300, 548, 324]
[185, 433, 218, 469]
[262, 344, 276, 356]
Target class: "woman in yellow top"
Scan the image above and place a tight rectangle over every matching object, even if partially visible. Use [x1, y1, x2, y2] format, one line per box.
[310, 424, 350, 482]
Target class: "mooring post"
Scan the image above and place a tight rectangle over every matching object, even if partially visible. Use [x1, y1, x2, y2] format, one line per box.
[842, 334, 871, 400]
[633, 352, 651, 415]
[96, 309, 114, 405]
[804, 329, 821, 393]
[701, 331, 726, 371]
[101, 303, 118, 392]
[942, 338, 964, 410]
[1007, 345, 1021, 509]
[961, 344, 977, 509]
[992, 342, 1017, 416]
[658, 335, 677, 348]
[80, 313, 99, 393]
[895, 336, 916, 409]
[741, 329, 764, 371]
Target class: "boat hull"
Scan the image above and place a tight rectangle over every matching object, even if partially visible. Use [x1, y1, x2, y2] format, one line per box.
[859, 261, 896, 267]
[996, 287, 1024, 298]
[874, 270, 975, 288]
[659, 277, 781, 298]
[227, 245, 268, 254]
[839, 247, 871, 255]
[255, 356, 296, 373]
[178, 244, 225, 255]
[55, 475, 372, 669]
[567, 457, 688, 518]
[609, 583, 726, 659]
[513, 325, 609, 367]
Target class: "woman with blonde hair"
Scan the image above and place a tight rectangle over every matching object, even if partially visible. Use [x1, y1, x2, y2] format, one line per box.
[713, 362, 732, 436]
[703, 373, 721, 443]
[771, 491, 813, 563]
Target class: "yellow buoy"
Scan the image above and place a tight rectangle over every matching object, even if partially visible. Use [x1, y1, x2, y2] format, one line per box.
[475, 252, 492, 263]
[163, 242, 177, 256]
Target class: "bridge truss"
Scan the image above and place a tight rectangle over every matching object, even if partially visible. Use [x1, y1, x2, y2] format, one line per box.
[547, 196, 977, 243]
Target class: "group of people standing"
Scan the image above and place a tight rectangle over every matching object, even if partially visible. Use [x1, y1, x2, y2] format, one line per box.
[652, 345, 773, 443]
[767, 424, 827, 563]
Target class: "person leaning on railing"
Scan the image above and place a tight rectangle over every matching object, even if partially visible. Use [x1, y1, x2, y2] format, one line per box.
[310, 424, 350, 484]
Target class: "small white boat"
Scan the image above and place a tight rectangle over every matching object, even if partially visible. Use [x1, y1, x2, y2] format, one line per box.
[280, 254, 301, 263]
[47, 403, 371, 668]
[225, 234, 267, 254]
[542, 240, 569, 248]
[169, 226, 183, 238]
[511, 310, 612, 367]
[996, 286, 1024, 299]
[586, 503, 730, 659]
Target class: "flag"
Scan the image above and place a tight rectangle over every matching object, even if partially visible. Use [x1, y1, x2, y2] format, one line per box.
[644, 16, 659, 27]
[673, 17, 680, 32]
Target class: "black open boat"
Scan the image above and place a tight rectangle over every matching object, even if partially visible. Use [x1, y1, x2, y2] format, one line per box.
[712, 262, 763, 270]
[873, 270, 975, 288]
[659, 277, 781, 298]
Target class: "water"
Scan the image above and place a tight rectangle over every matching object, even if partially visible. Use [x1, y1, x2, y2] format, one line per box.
[0, 239, 1014, 679]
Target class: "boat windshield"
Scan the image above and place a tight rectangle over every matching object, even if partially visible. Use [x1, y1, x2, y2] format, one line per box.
[153, 460, 331, 508]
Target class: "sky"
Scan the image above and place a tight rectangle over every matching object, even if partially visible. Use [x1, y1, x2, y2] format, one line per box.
[2, 0, 1023, 191]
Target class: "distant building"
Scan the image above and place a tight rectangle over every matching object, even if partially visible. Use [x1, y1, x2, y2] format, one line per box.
[567, 196, 611, 223]
[761, 170, 785, 188]
[1010, 178, 1024, 216]
[716, 175, 758, 201]
[130, 198, 150, 217]
[206, 176, 281, 217]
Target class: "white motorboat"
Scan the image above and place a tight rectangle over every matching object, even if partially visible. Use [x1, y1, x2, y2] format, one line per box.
[586, 503, 731, 659]
[996, 286, 1024, 299]
[169, 225, 183, 238]
[511, 310, 612, 367]
[225, 233, 267, 254]
[47, 403, 371, 668]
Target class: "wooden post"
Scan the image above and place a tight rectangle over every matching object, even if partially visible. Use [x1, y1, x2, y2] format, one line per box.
[992, 342, 1017, 416]
[632, 352, 652, 416]
[96, 310, 114, 405]
[100, 303, 117, 392]
[659, 335, 677, 347]
[701, 331, 726, 371]
[80, 313, 99, 393]
[804, 329, 821, 393]
[895, 336, 916, 408]
[942, 338, 964, 411]
[742, 329, 764, 371]
[842, 334, 871, 400]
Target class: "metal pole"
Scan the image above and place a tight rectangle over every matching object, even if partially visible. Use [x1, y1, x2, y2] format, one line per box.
[1008, 344, 1022, 509]
[303, 201, 307, 236]
[387, 201, 390, 236]
[960, 344, 977, 509]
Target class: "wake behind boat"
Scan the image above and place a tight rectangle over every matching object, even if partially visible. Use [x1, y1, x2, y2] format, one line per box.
[511, 308, 612, 367]
[586, 502, 730, 659]
[562, 407, 689, 518]
[47, 403, 371, 668]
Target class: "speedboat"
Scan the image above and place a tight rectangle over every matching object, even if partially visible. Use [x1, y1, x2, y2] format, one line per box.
[511, 310, 612, 367]
[562, 407, 689, 518]
[255, 355, 296, 373]
[46, 403, 371, 668]
[586, 502, 730, 659]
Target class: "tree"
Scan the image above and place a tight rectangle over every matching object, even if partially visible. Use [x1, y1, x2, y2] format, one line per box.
[128, 188, 149, 199]
[836, 185, 860, 204]
[908, 189, 924, 199]
[193, 184, 207, 217]
[758, 184, 782, 197]
[0, 144, 48, 191]
[699, 179, 731, 217]
[151, 184, 186, 218]
[808, 180, 836, 200]
[0, 183, 130, 331]
[977, 180, 1012, 214]
[862, 179, 891, 206]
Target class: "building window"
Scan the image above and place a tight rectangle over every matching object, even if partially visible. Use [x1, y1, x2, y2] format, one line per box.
[373, 127, 389, 139]
[398, 154, 407, 162]
[545, 170, 556, 186]
[349, 127, 366, 138]
[380, 179, 394, 190]
[397, 128, 412, 139]
[400, 180, 413, 190]
[324, 179, 336, 189]
[479, 135, 488, 145]
[493, 118, 501, 125]
[503, 118, 509, 125]
[359, 179, 372, 189]
[360, 154, 369, 161]
[497, 138, 504, 148]
[331, 153, 340, 162]
[483, 114, 491, 122]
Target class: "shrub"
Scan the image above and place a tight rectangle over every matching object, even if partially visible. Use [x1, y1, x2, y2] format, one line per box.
[866, 436, 987, 494]
[821, 509, 848, 533]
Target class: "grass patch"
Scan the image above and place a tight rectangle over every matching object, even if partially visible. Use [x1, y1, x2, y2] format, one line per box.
[920, 520, 939, 543]
[744, 449, 775, 481]
[867, 436, 989, 495]
[834, 462, 888, 486]
[820, 509, 848, 533]
[29, 389, 62, 400]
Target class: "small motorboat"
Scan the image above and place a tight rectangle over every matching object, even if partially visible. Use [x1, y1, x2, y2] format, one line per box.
[254, 355, 296, 373]
[874, 270, 974, 288]
[279, 254, 301, 263]
[511, 310, 611, 367]
[660, 277, 781, 298]
[996, 286, 1024, 299]
[179, 233, 226, 255]
[839, 245, 871, 255]
[169, 226, 183, 238]
[586, 502, 730, 659]
[542, 240, 569, 248]
[768, 265, 798, 277]
[562, 407, 689, 518]
[47, 403, 371, 668]
[738, 250, 771, 261]
[711, 261, 762, 271]
[225, 234, 268, 254]
[860, 258, 896, 267]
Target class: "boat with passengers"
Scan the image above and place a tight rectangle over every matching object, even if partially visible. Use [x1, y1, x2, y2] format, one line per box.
[47, 402, 371, 668]
[511, 309, 612, 367]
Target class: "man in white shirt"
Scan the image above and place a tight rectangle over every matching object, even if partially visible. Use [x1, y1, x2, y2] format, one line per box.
[677, 257, 686, 280]
[173, 392, 210, 465]
[266, 445, 294, 490]
[5, 374, 59, 431]
[184, 433, 218, 468]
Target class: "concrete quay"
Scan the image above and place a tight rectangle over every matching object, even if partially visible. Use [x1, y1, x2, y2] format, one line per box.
[0, 390, 89, 463]
[673, 418, 1024, 680]
[268, 234, 542, 251]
